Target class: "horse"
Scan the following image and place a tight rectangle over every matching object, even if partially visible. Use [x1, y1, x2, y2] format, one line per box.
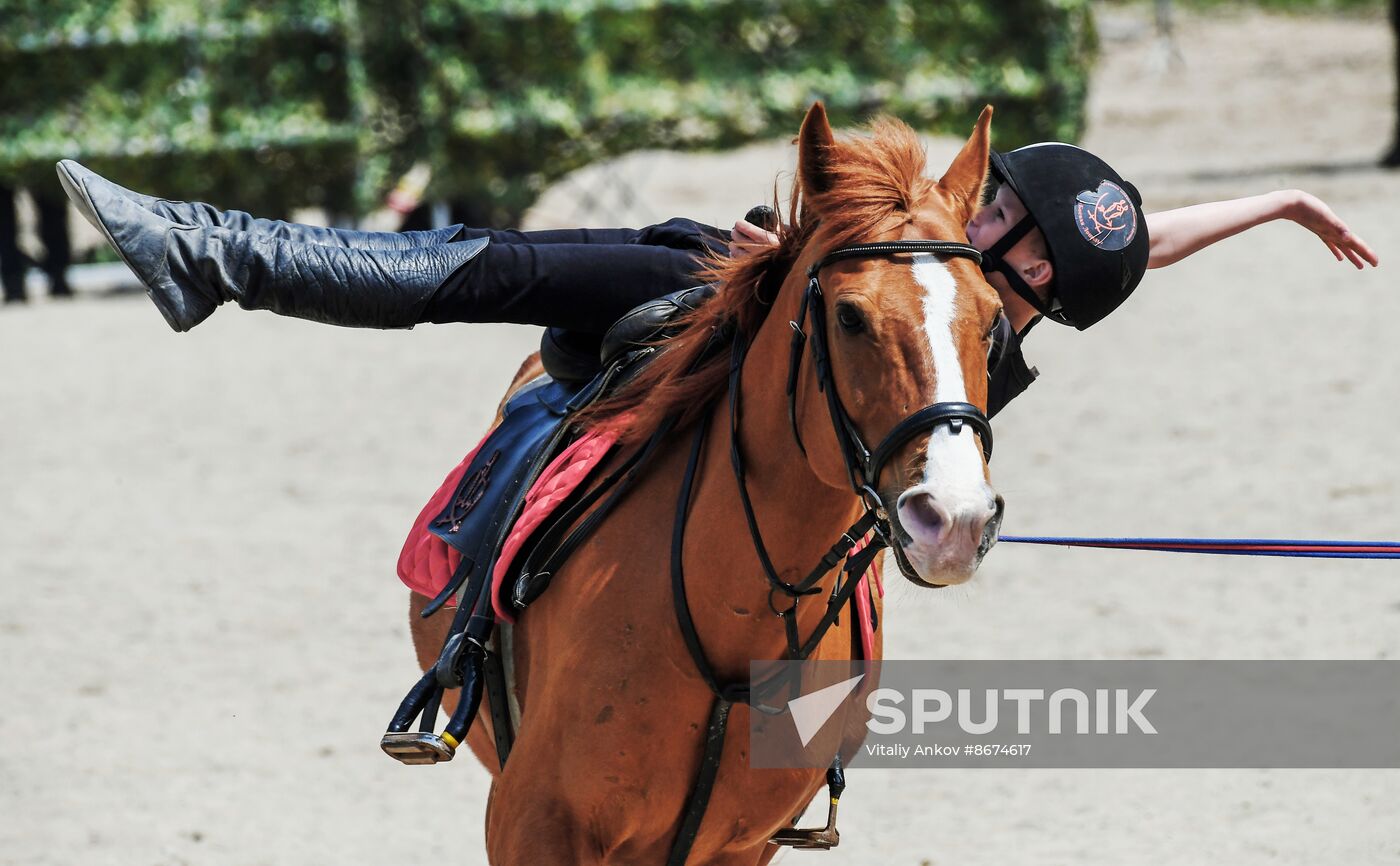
[409, 101, 1005, 864]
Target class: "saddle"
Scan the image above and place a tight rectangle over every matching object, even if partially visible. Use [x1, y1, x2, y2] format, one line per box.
[396, 283, 714, 618]
[382, 285, 711, 766]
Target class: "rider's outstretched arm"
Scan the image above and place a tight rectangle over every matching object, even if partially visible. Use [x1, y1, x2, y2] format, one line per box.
[1145, 190, 1379, 270]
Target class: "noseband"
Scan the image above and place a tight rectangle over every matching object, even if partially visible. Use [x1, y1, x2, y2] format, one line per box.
[786, 240, 994, 510]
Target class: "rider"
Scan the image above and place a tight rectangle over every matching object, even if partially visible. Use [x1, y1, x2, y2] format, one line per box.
[54, 141, 1376, 417]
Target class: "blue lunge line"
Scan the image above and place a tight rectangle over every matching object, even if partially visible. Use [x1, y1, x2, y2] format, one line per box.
[998, 536, 1400, 559]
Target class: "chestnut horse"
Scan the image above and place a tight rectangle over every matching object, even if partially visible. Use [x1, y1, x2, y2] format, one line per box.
[410, 103, 1004, 864]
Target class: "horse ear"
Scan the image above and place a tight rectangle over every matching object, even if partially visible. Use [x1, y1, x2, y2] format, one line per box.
[798, 101, 837, 199]
[941, 105, 993, 218]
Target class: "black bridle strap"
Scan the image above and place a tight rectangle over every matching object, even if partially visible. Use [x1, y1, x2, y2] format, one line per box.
[803, 274, 872, 493]
[808, 240, 983, 273]
[671, 416, 736, 703]
[784, 290, 812, 457]
[979, 214, 1063, 322]
[730, 337, 872, 601]
[789, 240, 984, 465]
[793, 239, 994, 496]
[795, 538, 886, 659]
[728, 341, 814, 602]
[868, 400, 993, 481]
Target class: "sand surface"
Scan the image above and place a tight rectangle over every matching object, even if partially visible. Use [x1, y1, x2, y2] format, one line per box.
[3, 5, 1399, 864]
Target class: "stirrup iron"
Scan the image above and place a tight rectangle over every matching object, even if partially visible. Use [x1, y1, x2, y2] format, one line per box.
[769, 758, 844, 850]
[380, 730, 458, 765]
[380, 629, 488, 766]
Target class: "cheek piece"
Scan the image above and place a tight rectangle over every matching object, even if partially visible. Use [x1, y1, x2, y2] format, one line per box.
[986, 311, 1013, 376]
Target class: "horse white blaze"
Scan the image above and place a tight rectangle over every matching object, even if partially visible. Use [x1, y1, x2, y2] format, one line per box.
[898, 254, 996, 562]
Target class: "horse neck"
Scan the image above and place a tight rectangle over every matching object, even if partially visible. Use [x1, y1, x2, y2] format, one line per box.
[683, 269, 864, 679]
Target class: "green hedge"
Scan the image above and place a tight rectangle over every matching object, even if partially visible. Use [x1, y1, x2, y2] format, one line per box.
[1115, 0, 1382, 9]
[0, 0, 1096, 224]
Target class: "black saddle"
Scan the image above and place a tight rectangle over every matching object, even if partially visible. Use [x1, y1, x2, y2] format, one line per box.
[540, 283, 716, 383]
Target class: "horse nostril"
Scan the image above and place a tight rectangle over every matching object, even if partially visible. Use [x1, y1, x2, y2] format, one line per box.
[897, 491, 948, 543]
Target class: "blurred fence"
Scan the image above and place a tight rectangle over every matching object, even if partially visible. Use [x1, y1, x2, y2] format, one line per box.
[0, 0, 1097, 225]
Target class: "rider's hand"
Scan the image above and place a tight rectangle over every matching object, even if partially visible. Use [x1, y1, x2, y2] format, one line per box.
[1280, 190, 1379, 269]
[728, 218, 780, 260]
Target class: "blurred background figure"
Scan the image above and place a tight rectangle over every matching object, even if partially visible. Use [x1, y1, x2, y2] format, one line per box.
[1387, 0, 1400, 166]
[0, 183, 70, 303]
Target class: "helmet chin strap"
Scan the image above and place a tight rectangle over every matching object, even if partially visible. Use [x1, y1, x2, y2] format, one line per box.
[978, 214, 1055, 320]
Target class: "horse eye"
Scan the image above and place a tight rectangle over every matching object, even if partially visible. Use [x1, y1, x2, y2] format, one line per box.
[835, 303, 866, 334]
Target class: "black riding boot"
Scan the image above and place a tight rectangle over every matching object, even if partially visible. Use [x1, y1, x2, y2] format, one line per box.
[57, 159, 465, 250]
[59, 162, 489, 333]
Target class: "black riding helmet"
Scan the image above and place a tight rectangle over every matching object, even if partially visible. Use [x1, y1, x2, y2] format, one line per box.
[982, 143, 1150, 330]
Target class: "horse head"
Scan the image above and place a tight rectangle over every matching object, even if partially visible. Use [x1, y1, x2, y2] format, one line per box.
[582, 103, 1005, 588]
[785, 102, 1004, 587]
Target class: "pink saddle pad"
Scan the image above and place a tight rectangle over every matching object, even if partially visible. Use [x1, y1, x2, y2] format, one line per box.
[396, 428, 619, 616]
[399, 429, 880, 655]
[396, 434, 490, 601]
[489, 429, 619, 623]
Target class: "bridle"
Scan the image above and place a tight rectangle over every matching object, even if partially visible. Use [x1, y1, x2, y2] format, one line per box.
[786, 240, 995, 582]
[790, 240, 994, 494]
[666, 238, 997, 864]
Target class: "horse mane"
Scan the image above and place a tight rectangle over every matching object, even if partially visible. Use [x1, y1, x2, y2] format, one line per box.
[578, 116, 935, 444]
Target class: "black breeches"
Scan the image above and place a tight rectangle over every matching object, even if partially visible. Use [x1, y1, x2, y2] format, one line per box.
[422, 218, 725, 334]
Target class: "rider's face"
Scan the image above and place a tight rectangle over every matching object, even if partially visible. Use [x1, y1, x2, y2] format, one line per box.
[965, 183, 1031, 252]
[965, 184, 1052, 330]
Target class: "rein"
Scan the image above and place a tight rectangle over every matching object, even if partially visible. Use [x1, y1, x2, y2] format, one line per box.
[666, 239, 993, 865]
[1001, 535, 1400, 559]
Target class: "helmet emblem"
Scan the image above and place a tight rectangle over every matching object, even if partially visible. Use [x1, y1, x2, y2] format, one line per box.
[1074, 181, 1137, 251]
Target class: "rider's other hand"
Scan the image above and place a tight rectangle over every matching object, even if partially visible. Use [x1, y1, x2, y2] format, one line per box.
[729, 219, 781, 260]
[1281, 189, 1379, 270]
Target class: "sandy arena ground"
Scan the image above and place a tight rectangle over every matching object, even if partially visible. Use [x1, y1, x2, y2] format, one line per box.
[3, 4, 1399, 864]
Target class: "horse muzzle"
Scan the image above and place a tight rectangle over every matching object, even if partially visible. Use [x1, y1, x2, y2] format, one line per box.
[890, 486, 1004, 586]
